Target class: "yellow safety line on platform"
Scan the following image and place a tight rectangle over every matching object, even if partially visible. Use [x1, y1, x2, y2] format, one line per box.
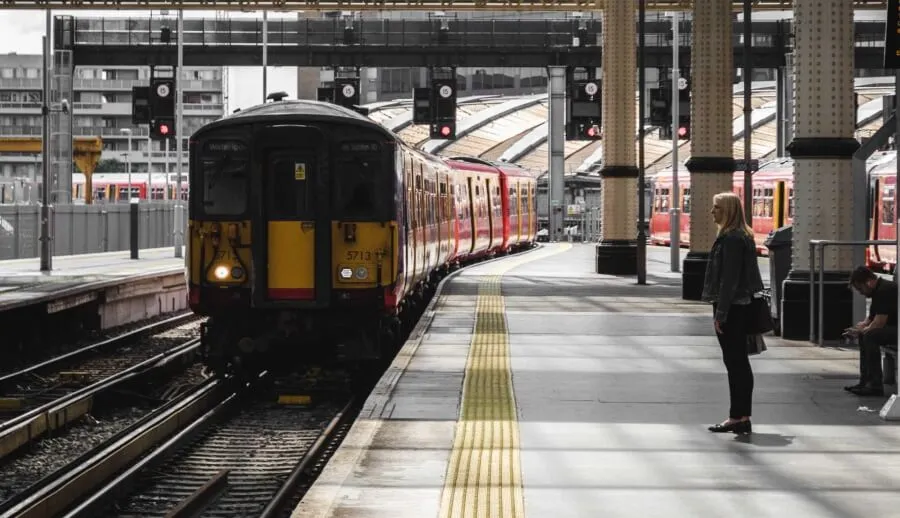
[438, 243, 572, 518]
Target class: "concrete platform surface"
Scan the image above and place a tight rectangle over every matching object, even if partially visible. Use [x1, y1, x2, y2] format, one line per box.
[0, 247, 184, 312]
[293, 243, 900, 518]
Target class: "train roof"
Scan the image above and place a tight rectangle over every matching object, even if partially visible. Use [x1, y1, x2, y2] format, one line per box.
[443, 156, 539, 179]
[196, 99, 396, 142]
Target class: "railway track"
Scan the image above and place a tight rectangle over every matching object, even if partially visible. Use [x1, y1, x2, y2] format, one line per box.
[0, 316, 204, 465]
[0, 370, 356, 518]
[0, 311, 199, 377]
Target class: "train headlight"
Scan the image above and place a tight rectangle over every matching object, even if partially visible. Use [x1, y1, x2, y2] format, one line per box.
[355, 266, 368, 279]
[214, 265, 230, 280]
[231, 266, 244, 279]
[339, 267, 353, 279]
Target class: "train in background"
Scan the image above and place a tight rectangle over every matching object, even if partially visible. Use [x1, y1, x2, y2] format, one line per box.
[649, 151, 898, 272]
[71, 173, 189, 202]
[186, 100, 540, 374]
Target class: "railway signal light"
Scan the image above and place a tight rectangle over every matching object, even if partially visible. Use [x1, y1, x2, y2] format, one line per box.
[566, 80, 602, 141]
[150, 118, 175, 140]
[431, 121, 456, 140]
[677, 123, 690, 140]
[150, 77, 176, 119]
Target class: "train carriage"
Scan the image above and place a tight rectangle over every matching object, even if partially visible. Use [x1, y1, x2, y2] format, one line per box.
[649, 151, 899, 273]
[185, 99, 539, 374]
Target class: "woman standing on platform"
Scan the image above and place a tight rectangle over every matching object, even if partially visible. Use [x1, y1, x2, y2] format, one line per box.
[701, 191, 764, 434]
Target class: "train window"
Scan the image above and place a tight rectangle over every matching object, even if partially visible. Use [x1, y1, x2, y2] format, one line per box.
[267, 155, 313, 219]
[788, 189, 794, 218]
[332, 152, 390, 221]
[201, 156, 248, 216]
[882, 185, 895, 225]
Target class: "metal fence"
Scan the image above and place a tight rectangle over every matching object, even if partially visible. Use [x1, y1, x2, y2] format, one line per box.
[0, 202, 185, 260]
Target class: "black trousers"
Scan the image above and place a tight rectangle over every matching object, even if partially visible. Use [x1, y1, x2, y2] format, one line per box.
[714, 303, 754, 418]
[860, 326, 898, 387]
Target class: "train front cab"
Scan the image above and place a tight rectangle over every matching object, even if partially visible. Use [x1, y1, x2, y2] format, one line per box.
[189, 122, 406, 371]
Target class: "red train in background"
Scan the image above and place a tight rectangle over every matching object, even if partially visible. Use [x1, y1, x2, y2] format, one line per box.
[649, 151, 898, 272]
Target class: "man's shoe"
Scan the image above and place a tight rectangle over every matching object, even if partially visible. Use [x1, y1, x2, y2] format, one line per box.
[844, 383, 865, 392]
[850, 386, 885, 397]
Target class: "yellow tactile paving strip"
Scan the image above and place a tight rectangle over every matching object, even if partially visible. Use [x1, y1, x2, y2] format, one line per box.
[438, 243, 571, 518]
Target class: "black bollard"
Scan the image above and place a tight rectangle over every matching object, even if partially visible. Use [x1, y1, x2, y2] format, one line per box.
[130, 198, 139, 259]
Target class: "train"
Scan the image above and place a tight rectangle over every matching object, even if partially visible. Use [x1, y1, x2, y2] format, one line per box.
[72, 173, 189, 202]
[185, 100, 540, 374]
[649, 151, 898, 271]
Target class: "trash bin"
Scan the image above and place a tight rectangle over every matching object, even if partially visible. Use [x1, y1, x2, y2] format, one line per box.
[764, 225, 792, 335]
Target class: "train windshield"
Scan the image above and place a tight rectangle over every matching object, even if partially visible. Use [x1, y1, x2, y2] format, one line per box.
[199, 141, 249, 216]
[332, 142, 391, 221]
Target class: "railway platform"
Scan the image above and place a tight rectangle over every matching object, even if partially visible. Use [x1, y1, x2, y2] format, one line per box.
[0, 247, 186, 329]
[294, 243, 900, 518]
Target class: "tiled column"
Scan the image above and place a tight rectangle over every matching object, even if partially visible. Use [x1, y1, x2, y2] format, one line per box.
[781, 0, 858, 340]
[595, 0, 638, 275]
[682, 0, 734, 299]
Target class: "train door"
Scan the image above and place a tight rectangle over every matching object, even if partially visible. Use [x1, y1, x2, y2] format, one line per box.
[404, 162, 416, 293]
[485, 178, 496, 249]
[255, 127, 329, 306]
[466, 176, 478, 253]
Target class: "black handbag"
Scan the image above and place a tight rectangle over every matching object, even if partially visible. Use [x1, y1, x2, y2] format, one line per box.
[746, 295, 775, 335]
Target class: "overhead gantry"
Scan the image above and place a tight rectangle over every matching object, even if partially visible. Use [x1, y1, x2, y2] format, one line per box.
[0, 0, 888, 11]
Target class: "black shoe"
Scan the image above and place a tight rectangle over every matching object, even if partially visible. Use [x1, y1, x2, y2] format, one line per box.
[708, 420, 752, 434]
[845, 383, 865, 392]
[850, 386, 884, 397]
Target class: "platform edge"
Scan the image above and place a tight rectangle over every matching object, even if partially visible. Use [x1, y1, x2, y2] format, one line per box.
[291, 245, 545, 518]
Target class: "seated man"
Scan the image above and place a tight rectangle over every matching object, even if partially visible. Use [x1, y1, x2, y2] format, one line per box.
[844, 266, 898, 396]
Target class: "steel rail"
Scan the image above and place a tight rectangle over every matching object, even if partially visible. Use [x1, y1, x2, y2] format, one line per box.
[0, 338, 200, 462]
[0, 312, 196, 387]
[258, 398, 357, 518]
[0, 378, 233, 518]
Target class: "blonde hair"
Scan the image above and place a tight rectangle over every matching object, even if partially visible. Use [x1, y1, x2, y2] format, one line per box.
[714, 191, 753, 237]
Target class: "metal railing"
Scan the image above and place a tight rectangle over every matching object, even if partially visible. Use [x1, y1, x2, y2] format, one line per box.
[808, 239, 895, 346]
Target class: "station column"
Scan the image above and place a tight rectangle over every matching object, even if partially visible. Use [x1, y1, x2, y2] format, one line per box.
[595, 0, 638, 275]
[781, 0, 858, 340]
[681, 0, 734, 299]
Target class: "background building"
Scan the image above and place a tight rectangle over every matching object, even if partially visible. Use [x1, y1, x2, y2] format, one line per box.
[0, 52, 225, 184]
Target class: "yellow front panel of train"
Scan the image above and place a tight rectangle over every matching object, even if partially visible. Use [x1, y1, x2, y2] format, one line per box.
[188, 220, 252, 286]
[268, 221, 316, 299]
[332, 221, 396, 286]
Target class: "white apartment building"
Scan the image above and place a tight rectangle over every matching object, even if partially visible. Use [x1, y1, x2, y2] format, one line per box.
[0, 52, 225, 182]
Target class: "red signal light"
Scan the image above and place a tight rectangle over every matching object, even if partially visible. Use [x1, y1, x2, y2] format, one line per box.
[159, 124, 170, 135]
[440, 125, 451, 137]
[678, 126, 688, 138]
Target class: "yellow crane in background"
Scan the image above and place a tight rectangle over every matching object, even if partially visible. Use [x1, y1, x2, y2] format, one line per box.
[0, 136, 103, 204]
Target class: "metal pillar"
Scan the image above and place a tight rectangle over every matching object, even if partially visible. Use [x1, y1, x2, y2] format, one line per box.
[669, 12, 681, 273]
[885, 72, 900, 420]
[147, 135, 152, 199]
[174, 9, 184, 258]
[596, 0, 638, 275]
[547, 66, 566, 242]
[262, 11, 268, 102]
[780, 0, 858, 341]
[39, 11, 52, 272]
[637, 0, 647, 285]
[683, 0, 735, 300]
[784, 53, 795, 156]
[742, 0, 753, 224]
[776, 64, 785, 157]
